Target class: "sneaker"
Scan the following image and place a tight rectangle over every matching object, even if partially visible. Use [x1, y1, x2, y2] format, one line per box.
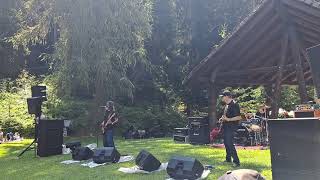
[232, 163, 240, 167]
[223, 160, 232, 163]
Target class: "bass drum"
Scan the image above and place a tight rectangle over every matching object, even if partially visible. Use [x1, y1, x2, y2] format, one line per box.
[234, 125, 251, 146]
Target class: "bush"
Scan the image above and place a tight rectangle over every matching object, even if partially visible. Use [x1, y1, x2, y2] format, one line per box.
[117, 105, 186, 135]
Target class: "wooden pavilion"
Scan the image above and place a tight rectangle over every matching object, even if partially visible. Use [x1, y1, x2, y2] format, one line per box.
[184, 0, 320, 127]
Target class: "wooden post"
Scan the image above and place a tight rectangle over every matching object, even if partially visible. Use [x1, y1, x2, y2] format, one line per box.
[208, 83, 219, 129]
[302, 48, 320, 100]
[271, 33, 289, 118]
[288, 27, 309, 103]
[274, 0, 308, 103]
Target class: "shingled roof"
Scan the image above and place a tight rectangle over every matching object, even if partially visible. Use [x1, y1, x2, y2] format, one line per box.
[184, 0, 320, 87]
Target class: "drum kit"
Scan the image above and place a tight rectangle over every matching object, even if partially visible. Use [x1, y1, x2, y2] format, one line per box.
[234, 116, 269, 146]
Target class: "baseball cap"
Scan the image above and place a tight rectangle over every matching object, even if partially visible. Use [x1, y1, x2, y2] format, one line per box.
[220, 91, 233, 98]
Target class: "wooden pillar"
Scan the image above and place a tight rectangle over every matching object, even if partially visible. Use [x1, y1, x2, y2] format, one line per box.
[288, 27, 308, 103]
[274, 0, 308, 103]
[271, 33, 289, 118]
[208, 83, 220, 129]
[302, 49, 320, 100]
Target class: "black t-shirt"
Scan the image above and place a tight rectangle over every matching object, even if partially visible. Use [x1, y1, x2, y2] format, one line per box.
[223, 100, 241, 126]
[256, 111, 268, 118]
[103, 110, 118, 130]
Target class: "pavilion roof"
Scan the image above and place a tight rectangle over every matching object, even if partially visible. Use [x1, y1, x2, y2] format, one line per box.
[184, 0, 320, 87]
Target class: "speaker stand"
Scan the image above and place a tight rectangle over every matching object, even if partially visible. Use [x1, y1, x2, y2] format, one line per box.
[18, 139, 36, 157]
[18, 116, 40, 158]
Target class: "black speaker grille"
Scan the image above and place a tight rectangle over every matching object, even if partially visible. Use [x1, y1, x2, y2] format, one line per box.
[269, 118, 320, 180]
[37, 120, 63, 157]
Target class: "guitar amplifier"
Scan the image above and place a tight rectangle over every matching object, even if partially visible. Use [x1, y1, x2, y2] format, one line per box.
[173, 135, 189, 143]
[294, 110, 320, 118]
[188, 117, 210, 145]
[174, 128, 189, 136]
[188, 117, 209, 126]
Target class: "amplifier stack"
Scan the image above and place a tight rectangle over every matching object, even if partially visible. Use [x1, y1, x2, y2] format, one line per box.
[173, 117, 210, 145]
[188, 117, 210, 145]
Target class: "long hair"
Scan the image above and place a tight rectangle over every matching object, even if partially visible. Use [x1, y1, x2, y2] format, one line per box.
[106, 101, 115, 112]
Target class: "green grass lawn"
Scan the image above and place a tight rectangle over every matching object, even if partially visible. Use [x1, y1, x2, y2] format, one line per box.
[0, 137, 272, 180]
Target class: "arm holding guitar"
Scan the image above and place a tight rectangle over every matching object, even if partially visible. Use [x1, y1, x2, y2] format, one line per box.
[111, 117, 119, 125]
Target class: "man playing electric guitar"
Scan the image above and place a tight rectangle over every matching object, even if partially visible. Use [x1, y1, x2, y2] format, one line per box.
[219, 91, 242, 167]
[101, 101, 119, 147]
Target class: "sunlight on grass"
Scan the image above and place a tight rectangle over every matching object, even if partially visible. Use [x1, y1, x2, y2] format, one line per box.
[0, 140, 32, 158]
[0, 138, 272, 180]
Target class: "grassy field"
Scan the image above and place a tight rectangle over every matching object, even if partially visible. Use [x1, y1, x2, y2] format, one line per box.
[0, 137, 272, 180]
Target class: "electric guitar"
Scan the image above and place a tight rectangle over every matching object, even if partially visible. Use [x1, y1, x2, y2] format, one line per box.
[101, 113, 116, 134]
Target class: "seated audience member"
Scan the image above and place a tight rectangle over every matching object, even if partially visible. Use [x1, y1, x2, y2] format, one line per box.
[6, 132, 14, 141]
[14, 132, 21, 141]
[0, 128, 4, 143]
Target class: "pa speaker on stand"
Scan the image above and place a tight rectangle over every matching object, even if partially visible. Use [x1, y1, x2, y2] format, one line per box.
[18, 85, 47, 158]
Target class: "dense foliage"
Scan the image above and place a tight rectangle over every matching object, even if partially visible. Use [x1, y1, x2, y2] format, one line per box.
[0, 0, 314, 136]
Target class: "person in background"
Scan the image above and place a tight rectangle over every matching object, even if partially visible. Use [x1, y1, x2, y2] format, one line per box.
[219, 91, 242, 167]
[256, 105, 269, 119]
[6, 132, 14, 141]
[100, 101, 119, 147]
[0, 128, 4, 143]
[14, 132, 21, 141]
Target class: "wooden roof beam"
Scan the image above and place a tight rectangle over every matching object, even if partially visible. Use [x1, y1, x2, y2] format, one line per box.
[236, 25, 283, 70]
[286, 8, 320, 27]
[217, 62, 299, 77]
[282, 0, 320, 18]
[220, 14, 280, 70]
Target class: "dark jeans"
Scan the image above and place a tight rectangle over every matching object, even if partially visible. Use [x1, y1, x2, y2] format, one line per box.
[223, 125, 240, 164]
[103, 129, 115, 147]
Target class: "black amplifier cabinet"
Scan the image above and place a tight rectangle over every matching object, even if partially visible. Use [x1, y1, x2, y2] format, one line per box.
[37, 120, 64, 157]
[188, 117, 210, 145]
[268, 118, 320, 180]
[173, 128, 189, 143]
[174, 128, 189, 136]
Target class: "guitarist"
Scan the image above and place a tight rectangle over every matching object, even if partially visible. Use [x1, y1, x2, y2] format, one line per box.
[219, 91, 242, 167]
[101, 101, 119, 147]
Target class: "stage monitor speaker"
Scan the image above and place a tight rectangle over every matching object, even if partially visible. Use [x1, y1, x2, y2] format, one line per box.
[167, 156, 204, 180]
[72, 147, 94, 161]
[27, 97, 42, 115]
[268, 118, 320, 180]
[135, 150, 161, 172]
[37, 120, 64, 157]
[307, 44, 320, 98]
[31, 85, 47, 100]
[93, 147, 120, 164]
[188, 117, 210, 144]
